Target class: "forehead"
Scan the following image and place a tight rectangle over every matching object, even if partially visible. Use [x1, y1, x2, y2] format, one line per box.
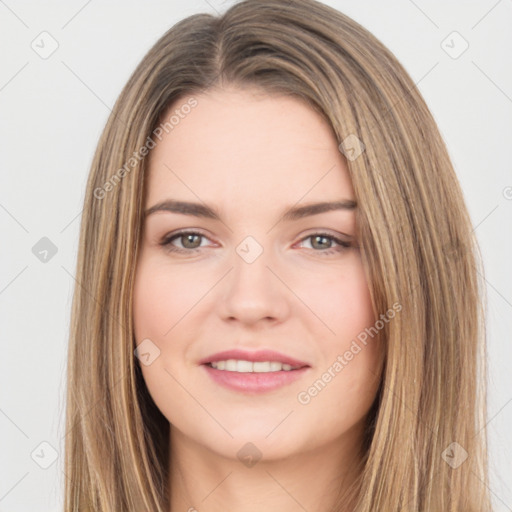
[146, 87, 355, 207]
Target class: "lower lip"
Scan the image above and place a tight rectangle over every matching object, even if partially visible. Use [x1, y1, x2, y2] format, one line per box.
[202, 364, 310, 393]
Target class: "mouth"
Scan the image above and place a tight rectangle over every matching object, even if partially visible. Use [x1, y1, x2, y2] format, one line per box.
[205, 359, 306, 372]
[201, 357, 311, 393]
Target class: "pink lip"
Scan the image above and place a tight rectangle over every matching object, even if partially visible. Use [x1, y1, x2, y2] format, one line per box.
[199, 349, 311, 394]
[202, 365, 311, 393]
[198, 349, 309, 368]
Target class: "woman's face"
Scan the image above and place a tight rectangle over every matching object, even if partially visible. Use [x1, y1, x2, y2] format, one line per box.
[133, 87, 382, 461]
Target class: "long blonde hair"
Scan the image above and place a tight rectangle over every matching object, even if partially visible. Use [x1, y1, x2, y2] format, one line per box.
[64, 0, 491, 510]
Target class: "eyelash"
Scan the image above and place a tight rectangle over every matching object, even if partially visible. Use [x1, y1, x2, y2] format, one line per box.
[159, 230, 352, 256]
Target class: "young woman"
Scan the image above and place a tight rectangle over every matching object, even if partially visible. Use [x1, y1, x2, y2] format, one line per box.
[64, 0, 491, 510]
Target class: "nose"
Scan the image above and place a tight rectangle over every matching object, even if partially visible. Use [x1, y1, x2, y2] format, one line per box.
[218, 239, 291, 327]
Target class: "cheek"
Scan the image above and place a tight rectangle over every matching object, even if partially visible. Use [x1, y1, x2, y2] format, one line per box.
[131, 250, 383, 454]
[132, 258, 197, 422]
[297, 258, 381, 408]
[299, 256, 375, 342]
[133, 257, 203, 341]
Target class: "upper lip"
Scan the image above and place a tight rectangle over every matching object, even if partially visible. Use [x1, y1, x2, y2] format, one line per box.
[199, 349, 310, 368]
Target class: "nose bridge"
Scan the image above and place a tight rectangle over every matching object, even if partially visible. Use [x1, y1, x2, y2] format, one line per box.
[220, 234, 289, 323]
[235, 235, 267, 267]
[231, 234, 274, 293]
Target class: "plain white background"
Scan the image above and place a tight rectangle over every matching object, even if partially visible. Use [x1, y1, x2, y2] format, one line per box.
[0, 0, 510, 510]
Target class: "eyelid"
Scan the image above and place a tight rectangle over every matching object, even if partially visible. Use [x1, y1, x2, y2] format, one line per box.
[160, 228, 354, 254]
[160, 228, 216, 250]
[297, 228, 352, 241]
[294, 230, 352, 252]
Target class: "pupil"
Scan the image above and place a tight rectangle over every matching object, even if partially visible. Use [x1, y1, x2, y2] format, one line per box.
[183, 234, 200, 248]
[180, 235, 333, 250]
[313, 235, 330, 249]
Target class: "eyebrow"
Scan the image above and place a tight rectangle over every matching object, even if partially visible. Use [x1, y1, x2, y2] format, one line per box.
[144, 199, 356, 221]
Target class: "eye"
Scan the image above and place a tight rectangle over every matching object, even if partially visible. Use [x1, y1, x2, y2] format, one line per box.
[160, 230, 213, 253]
[159, 230, 353, 256]
[296, 232, 352, 255]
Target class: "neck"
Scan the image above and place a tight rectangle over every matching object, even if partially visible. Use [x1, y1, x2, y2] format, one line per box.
[168, 426, 364, 512]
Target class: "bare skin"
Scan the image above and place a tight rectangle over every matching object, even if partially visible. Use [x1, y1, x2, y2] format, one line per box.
[133, 86, 382, 512]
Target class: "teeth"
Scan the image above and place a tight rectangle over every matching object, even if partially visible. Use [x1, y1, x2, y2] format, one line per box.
[209, 359, 299, 372]
[225, 359, 238, 371]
